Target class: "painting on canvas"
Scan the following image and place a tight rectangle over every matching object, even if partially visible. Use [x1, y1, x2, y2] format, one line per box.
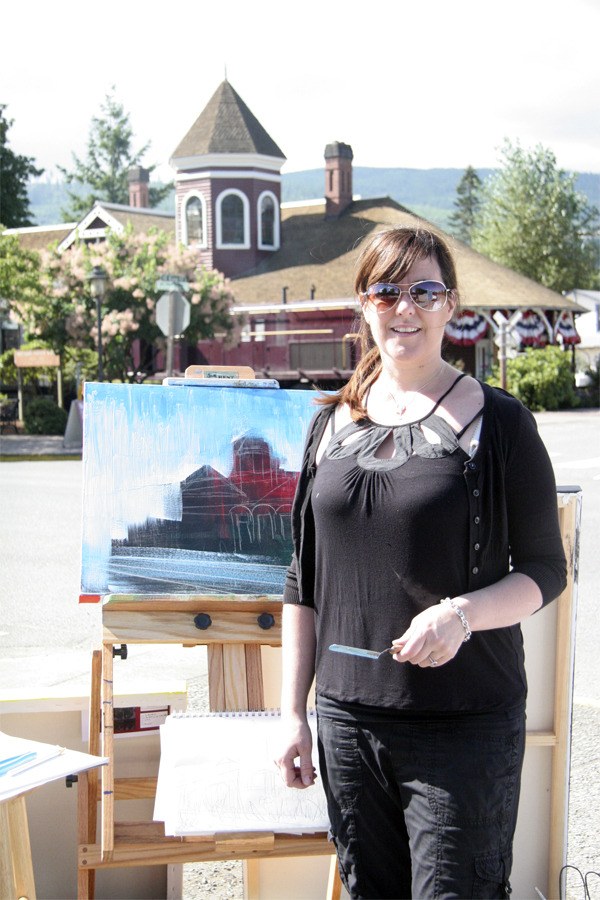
[80, 382, 318, 595]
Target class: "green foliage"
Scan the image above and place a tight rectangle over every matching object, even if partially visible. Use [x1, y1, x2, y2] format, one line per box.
[0, 105, 44, 228]
[23, 396, 68, 435]
[472, 140, 600, 292]
[57, 89, 172, 220]
[486, 346, 578, 411]
[448, 166, 482, 245]
[0, 233, 45, 325]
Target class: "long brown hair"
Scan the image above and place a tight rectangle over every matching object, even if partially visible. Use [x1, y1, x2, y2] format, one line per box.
[318, 226, 460, 420]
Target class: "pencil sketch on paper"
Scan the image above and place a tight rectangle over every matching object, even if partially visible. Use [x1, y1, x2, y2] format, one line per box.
[80, 383, 318, 595]
[154, 712, 329, 836]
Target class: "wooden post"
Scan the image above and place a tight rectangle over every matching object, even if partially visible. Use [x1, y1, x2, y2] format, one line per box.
[0, 795, 37, 900]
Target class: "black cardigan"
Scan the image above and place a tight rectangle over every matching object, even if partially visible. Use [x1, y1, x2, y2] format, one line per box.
[284, 383, 567, 610]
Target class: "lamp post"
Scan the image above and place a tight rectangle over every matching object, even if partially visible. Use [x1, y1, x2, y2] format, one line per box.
[88, 266, 107, 382]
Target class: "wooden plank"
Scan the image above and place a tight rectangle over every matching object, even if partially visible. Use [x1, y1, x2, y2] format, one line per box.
[103, 610, 281, 646]
[224, 644, 249, 711]
[95, 777, 158, 802]
[525, 731, 557, 747]
[77, 648, 102, 899]
[103, 594, 282, 612]
[327, 855, 343, 900]
[245, 645, 265, 710]
[0, 795, 37, 900]
[100, 643, 115, 860]
[208, 644, 225, 711]
[548, 492, 581, 893]
[79, 832, 333, 868]
[214, 832, 275, 853]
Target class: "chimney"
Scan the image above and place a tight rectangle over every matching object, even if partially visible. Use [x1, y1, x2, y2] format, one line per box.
[324, 142, 353, 218]
[128, 166, 150, 208]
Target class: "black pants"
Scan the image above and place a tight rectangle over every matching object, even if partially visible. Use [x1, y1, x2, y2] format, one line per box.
[317, 709, 526, 899]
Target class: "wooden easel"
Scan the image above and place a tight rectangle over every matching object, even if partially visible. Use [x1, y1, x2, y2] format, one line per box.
[77, 367, 340, 899]
[77, 595, 337, 898]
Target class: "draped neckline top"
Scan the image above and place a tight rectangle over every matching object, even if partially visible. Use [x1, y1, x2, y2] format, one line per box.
[324, 372, 480, 472]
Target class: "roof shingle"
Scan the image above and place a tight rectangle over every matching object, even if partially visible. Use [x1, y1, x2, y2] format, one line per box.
[171, 81, 286, 162]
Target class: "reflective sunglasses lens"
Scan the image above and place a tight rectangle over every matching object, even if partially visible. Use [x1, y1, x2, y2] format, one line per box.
[367, 283, 401, 308]
[409, 281, 447, 309]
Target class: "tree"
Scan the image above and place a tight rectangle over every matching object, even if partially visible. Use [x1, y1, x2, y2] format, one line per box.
[11, 226, 240, 382]
[58, 89, 171, 220]
[0, 105, 44, 227]
[0, 232, 44, 313]
[472, 140, 600, 292]
[448, 166, 482, 245]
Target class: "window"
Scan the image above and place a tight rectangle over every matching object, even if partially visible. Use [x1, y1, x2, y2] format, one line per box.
[185, 197, 203, 244]
[216, 190, 250, 249]
[181, 192, 206, 247]
[257, 191, 279, 250]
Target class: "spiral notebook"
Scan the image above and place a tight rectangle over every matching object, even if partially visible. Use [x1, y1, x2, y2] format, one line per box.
[154, 709, 329, 836]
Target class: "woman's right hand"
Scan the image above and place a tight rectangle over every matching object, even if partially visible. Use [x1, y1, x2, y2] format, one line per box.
[275, 715, 317, 789]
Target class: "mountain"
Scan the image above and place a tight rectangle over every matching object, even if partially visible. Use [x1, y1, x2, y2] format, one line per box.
[25, 169, 600, 231]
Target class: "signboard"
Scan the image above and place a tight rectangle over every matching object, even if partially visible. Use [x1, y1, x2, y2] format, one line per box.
[156, 291, 191, 337]
[14, 350, 60, 368]
[155, 275, 190, 293]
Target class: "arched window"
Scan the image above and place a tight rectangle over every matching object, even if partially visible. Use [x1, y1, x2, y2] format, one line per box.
[181, 192, 206, 247]
[216, 190, 250, 249]
[185, 197, 203, 244]
[260, 196, 275, 246]
[257, 191, 280, 250]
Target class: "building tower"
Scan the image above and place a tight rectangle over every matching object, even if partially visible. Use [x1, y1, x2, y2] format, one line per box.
[170, 81, 286, 278]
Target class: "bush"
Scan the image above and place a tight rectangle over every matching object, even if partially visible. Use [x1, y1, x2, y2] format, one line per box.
[24, 397, 68, 435]
[487, 346, 578, 411]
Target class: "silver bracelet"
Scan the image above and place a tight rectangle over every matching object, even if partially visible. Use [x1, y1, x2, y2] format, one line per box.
[440, 597, 471, 642]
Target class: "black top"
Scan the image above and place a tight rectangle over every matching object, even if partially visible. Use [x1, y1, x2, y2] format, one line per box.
[284, 382, 568, 716]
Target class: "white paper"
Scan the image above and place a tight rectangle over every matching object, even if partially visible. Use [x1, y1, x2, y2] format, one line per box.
[0, 731, 108, 802]
[154, 710, 329, 836]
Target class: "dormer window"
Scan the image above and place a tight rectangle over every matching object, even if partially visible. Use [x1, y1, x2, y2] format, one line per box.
[258, 191, 279, 250]
[216, 189, 250, 249]
[181, 192, 207, 247]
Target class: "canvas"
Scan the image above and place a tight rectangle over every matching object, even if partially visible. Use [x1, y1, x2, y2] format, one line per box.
[81, 382, 319, 596]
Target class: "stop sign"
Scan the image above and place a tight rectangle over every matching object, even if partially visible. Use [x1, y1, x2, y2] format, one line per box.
[156, 291, 191, 336]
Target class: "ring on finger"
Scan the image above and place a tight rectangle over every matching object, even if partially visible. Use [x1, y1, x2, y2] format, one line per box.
[428, 654, 439, 667]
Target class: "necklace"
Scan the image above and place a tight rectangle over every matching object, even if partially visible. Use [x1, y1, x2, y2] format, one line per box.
[386, 363, 445, 418]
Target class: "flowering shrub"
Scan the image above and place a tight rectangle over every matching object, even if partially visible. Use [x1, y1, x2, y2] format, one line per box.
[8, 225, 240, 383]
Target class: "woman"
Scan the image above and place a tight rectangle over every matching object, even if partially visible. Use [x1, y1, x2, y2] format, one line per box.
[275, 226, 567, 899]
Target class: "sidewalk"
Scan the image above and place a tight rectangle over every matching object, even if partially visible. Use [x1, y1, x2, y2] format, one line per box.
[1, 408, 596, 461]
[0, 434, 82, 459]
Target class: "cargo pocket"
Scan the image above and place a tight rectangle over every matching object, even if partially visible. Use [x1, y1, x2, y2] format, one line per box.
[472, 851, 513, 898]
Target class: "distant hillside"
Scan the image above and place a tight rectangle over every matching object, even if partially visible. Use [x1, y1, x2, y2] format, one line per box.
[26, 168, 599, 231]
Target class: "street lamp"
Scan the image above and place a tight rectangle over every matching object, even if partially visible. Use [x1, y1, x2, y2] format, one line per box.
[88, 266, 108, 382]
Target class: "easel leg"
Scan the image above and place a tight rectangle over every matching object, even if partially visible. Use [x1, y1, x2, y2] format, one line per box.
[0, 795, 37, 900]
[326, 854, 342, 900]
[100, 642, 115, 860]
[78, 649, 102, 899]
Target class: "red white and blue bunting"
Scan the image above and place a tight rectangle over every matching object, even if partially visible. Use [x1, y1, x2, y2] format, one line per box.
[513, 310, 548, 347]
[554, 311, 581, 345]
[445, 311, 489, 346]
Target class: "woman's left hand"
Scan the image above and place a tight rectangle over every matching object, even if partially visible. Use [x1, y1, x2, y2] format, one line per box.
[391, 602, 466, 668]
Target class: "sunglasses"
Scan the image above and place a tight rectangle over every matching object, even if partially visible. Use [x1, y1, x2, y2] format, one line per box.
[361, 280, 450, 312]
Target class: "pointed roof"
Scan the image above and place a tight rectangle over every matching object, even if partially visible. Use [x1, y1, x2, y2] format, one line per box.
[171, 80, 285, 161]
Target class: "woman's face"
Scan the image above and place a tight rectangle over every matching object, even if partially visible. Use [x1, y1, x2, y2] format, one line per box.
[362, 254, 456, 372]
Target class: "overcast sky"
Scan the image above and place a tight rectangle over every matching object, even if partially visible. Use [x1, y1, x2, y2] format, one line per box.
[3, 0, 599, 184]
